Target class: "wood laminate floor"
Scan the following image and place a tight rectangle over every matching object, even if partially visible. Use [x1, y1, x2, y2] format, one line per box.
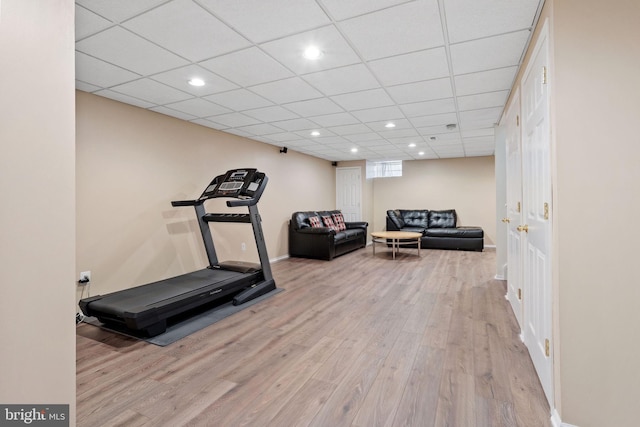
[76, 247, 551, 426]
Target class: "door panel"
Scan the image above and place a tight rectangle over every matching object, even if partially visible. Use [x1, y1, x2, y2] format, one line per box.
[336, 167, 361, 222]
[504, 89, 524, 330]
[520, 22, 553, 406]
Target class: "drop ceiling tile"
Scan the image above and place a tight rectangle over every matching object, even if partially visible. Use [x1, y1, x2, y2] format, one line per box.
[123, 0, 250, 61]
[75, 51, 140, 88]
[199, 0, 331, 43]
[76, 26, 188, 75]
[109, 78, 192, 105]
[250, 77, 323, 104]
[204, 112, 261, 128]
[351, 105, 404, 123]
[149, 106, 197, 121]
[338, 1, 443, 60]
[400, 98, 457, 117]
[269, 118, 319, 132]
[344, 133, 383, 142]
[223, 128, 255, 138]
[326, 124, 372, 136]
[387, 78, 453, 104]
[75, 81, 102, 92]
[93, 89, 156, 109]
[450, 30, 531, 75]
[463, 136, 495, 146]
[282, 98, 343, 117]
[164, 98, 231, 117]
[321, 0, 412, 20]
[303, 64, 380, 96]
[454, 66, 518, 96]
[151, 64, 238, 96]
[204, 89, 273, 111]
[459, 107, 503, 129]
[308, 113, 359, 127]
[260, 25, 361, 74]
[410, 112, 458, 128]
[428, 137, 463, 146]
[243, 106, 299, 122]
[199, 47, 294, 87]
[457, 90, 509, 111]
[369, 48, 450, 86]
[330, 88, 394, 111]
[417, 124, 460, 137]
[191, 118, 226, 130]
[235, 123, 285, 136]
[462, 128, 495, 138]
[76, 0, 167, 23]
[76, 4, 113, 40]
[263, 132, 302, 142]
[294, 129, 336, 138]
[445, 0, 541, 43]
[367, 118, 413, 132]
[356, 139, 392, 147]
[379, 128, 419, 139]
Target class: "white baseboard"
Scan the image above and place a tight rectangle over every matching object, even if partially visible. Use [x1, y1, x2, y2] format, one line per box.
[270, 254, 289, 263]
[551, 409, 579, 427]
[495, 274, 506, 280]
[485, 244, 496, 248]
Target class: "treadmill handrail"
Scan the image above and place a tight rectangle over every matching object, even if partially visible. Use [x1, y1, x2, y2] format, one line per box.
[171, 199, 203, 207]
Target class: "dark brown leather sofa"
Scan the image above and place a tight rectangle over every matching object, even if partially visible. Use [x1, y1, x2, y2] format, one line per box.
[289, 210, 368, 260]
[386, 209, 483, 251]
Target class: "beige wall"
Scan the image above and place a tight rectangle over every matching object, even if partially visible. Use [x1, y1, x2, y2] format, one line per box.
[552, 0, 640, 425]
[76, 91, 334, 296]
[504, 0, 640, 425]
[0, 0, 76, 422]
[372, 157, 496, 244]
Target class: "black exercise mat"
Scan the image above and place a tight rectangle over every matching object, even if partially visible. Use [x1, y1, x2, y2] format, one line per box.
[83, 287, 283, 346]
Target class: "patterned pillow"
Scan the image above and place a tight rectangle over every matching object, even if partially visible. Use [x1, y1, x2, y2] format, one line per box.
[331, 212, 347, 231]
[322, 216, 339, 231]
[308, 216, 323, 228]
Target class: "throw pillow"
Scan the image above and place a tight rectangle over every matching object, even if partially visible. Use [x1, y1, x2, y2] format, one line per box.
[308, 216, 323, 228]
[322, 216, 339, 231]
[331, 212, 347, 231]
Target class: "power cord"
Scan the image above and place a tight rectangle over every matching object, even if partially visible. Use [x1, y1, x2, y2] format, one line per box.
[76, 276, 91, 325]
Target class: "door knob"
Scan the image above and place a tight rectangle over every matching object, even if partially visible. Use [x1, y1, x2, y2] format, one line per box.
[517, 225, 529, 232]
[501, 218, 511, 223]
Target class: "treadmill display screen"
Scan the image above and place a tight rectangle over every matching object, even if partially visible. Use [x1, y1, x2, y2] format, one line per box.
[198, 168, 265, 200]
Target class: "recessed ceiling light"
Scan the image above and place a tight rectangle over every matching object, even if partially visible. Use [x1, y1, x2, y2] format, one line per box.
[418, 151, 425, 156]
[408, 143, 416, 148]
[384, 122, 396, 128]
[350, 148, 358, 153]
[188, 78, 205, 87]
[310, 131, 320, 136]
[303, 46, 323, 60]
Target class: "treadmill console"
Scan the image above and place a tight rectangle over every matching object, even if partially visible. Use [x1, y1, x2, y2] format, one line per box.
[200, 168, 266, 201]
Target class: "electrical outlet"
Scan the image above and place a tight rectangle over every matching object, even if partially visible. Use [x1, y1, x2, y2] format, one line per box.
[241, 242, 246, 251]
[79, 270, 91, 284]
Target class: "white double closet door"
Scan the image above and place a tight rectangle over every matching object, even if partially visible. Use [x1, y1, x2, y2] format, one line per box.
[504, 21, 554, 407]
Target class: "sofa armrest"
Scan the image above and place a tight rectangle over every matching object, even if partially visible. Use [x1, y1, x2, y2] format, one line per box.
[346, 221, 368, 231]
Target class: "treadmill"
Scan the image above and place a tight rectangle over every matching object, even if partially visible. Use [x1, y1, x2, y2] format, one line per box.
[79, 168, 276, 337]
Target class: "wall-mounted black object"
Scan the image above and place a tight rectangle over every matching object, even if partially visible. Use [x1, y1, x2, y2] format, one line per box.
[280, 147, 288, 154]
[332, 161, 338, 167]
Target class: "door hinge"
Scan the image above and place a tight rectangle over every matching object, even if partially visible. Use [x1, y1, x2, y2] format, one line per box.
[517, 288, 522, 300]
[516, 115, 520, 126]
[517, 201, 521, 213]
[544, 202, 549, 220]
[542, 66, 548, 84]
[545, 338, 550, 357]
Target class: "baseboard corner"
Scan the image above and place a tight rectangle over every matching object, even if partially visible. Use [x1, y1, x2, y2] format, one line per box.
[551, 409, 580, 427]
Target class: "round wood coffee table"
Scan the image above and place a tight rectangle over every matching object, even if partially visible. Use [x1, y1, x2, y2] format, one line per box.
[371, 231, 422, 260]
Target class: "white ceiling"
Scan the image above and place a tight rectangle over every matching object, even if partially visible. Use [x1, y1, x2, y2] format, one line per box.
[75, 0, 544, 162]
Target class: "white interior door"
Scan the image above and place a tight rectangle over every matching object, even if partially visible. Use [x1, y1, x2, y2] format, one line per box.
[336, 167, 362, 222]
[504, 89, 524, 331]
[520, 22, 553, 406]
